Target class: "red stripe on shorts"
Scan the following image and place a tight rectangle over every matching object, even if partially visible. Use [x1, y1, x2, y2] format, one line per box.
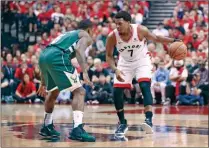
[113, 84, 131, 89]
[137, 78, 151, 83]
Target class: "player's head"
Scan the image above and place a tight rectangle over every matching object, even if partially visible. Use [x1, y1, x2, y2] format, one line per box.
[114, 11, 132, 34]
[157, 23, 164, 29]
[77, 19, 93, 37]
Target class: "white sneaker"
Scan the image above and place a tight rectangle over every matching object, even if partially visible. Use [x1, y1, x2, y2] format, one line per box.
[163, 98, 171, 106]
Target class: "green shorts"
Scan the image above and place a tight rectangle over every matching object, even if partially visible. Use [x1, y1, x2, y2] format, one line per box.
[38, 46, 81, 92]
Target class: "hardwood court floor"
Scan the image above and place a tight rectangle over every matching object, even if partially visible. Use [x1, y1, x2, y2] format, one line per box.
[1, 104, 208, 147]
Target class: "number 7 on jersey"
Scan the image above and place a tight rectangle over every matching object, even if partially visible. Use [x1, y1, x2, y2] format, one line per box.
[128, 49, 133, 57]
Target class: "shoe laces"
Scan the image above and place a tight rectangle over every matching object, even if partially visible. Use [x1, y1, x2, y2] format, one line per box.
[117, 123, 125, 131]
[79, 124, 87, 133]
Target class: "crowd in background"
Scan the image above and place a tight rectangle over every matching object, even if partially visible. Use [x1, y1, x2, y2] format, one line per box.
[1, 1, 208, 106]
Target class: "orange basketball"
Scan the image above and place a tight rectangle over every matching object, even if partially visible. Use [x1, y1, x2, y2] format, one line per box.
[168, 42, 187, 60]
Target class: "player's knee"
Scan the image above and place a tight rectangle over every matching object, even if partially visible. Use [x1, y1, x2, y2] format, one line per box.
[73, 87, 86, 96]
[139, 81, 151, 89]
[139, 82, 153, 106]
[113, 87, 124, 99]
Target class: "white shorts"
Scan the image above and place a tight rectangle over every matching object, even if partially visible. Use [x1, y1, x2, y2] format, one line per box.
[113, 56, 152, 89]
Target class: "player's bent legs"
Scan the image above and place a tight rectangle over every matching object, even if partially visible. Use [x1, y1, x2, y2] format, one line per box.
[69, 86, 96, 142]
[138, 81, 154, 134]
[136, 66, 153, 134]
[113, 68, 133, 135]
[45, 89, 59, 113]
[71, 87, 85, 122]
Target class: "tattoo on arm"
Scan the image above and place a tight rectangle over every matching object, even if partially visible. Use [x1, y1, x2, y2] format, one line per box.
[40, 72, 45, 86]
[75, 34, 91, 73]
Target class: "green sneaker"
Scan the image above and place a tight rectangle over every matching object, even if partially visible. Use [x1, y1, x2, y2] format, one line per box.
[69, 124, 96, 142]
[39, 123, 60, 137]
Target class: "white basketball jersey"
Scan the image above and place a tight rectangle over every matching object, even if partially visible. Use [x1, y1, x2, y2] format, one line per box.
[113, 24, 148, 62]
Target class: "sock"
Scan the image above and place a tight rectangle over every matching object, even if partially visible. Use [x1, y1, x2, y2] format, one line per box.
[73, 111, 83, 128]
[117, 110, 126, 124]
[145, 111, 153, 120]
[44, 112, 53, 125]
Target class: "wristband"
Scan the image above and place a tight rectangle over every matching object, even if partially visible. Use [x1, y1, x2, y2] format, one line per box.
[173, 38, 181, 42]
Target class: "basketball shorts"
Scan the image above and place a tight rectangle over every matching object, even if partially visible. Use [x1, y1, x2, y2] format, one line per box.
[113, 56, 152, 89]
[38, 46, 82, 92]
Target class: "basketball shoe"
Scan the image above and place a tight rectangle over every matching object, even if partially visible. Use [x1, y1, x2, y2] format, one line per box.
[39, 122, 60, 137]
[115, 119, 128, 135]
[69, 124, 96, 142]
[141, 118, 153, 134]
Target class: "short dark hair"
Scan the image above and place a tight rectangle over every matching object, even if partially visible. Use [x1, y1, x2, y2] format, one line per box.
[158, 22, 163, 26]
[77, 19, 93, 30]
[115, 11, 132, 22]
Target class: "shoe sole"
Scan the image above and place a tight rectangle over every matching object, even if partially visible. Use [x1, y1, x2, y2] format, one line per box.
[39, 132, 60, 138]
[141, 123, 153, 134]
[115, 126, 129, 135]
[69, 135, 96, 142]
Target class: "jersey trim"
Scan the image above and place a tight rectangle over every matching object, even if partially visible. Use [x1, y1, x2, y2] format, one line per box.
[137, 25, 143, 41]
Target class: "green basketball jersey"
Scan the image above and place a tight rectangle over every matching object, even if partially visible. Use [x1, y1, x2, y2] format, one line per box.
[49, 30, 80, 57]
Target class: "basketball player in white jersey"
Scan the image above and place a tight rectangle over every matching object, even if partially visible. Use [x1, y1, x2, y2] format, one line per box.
[106, 11, 181, 135]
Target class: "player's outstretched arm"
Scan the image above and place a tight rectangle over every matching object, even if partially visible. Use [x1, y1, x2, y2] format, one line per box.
[75, 30, 94, 87]
[106, 32, 125, 82]
[139, 25, 180, 44]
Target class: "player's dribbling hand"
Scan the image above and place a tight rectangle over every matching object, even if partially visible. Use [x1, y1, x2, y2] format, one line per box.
[115, 69, 125, 82]
[83, 72, 94, 88]
[37, 85, 47, 98]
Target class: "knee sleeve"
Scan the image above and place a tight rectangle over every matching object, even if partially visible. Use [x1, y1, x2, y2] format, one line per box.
[113, 88, 124, 110]
[139, 82, 153, 106]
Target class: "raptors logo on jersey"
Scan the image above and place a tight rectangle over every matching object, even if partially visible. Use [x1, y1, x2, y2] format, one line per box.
[111, 24, 152, 88]
[113, 24, 148, 62]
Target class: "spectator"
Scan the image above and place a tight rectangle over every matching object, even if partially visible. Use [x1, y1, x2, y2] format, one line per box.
[131, 6, 143, 24]
[166, 60, 188, 105]
[193, 60, 209, 105]
[2, 53, 16, 94]
[91, 58, 111, 83]
[152, 23, 169, 37]
[64, 8, 75, 21]
[95, 27, 109, 61]
[51, 6, 64, 24]
[1, 70, 13, 103]
[13, 73, 37, 103]
[25, 8, 37, 33]
[86, 74, 113, 104]
[151, 60, 169, 104]
[176, 75, 204, 106]
[14, 62, 34, 82]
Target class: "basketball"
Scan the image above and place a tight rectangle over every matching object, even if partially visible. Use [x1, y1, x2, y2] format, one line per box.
[168, 42, 187, 60]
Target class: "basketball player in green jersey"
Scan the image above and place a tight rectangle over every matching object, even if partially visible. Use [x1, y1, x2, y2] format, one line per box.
[37, 19, 96, 142]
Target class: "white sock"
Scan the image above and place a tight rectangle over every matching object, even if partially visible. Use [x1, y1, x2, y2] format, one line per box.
[73, 111, 83, 128]
[44, 112, 53, 125]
